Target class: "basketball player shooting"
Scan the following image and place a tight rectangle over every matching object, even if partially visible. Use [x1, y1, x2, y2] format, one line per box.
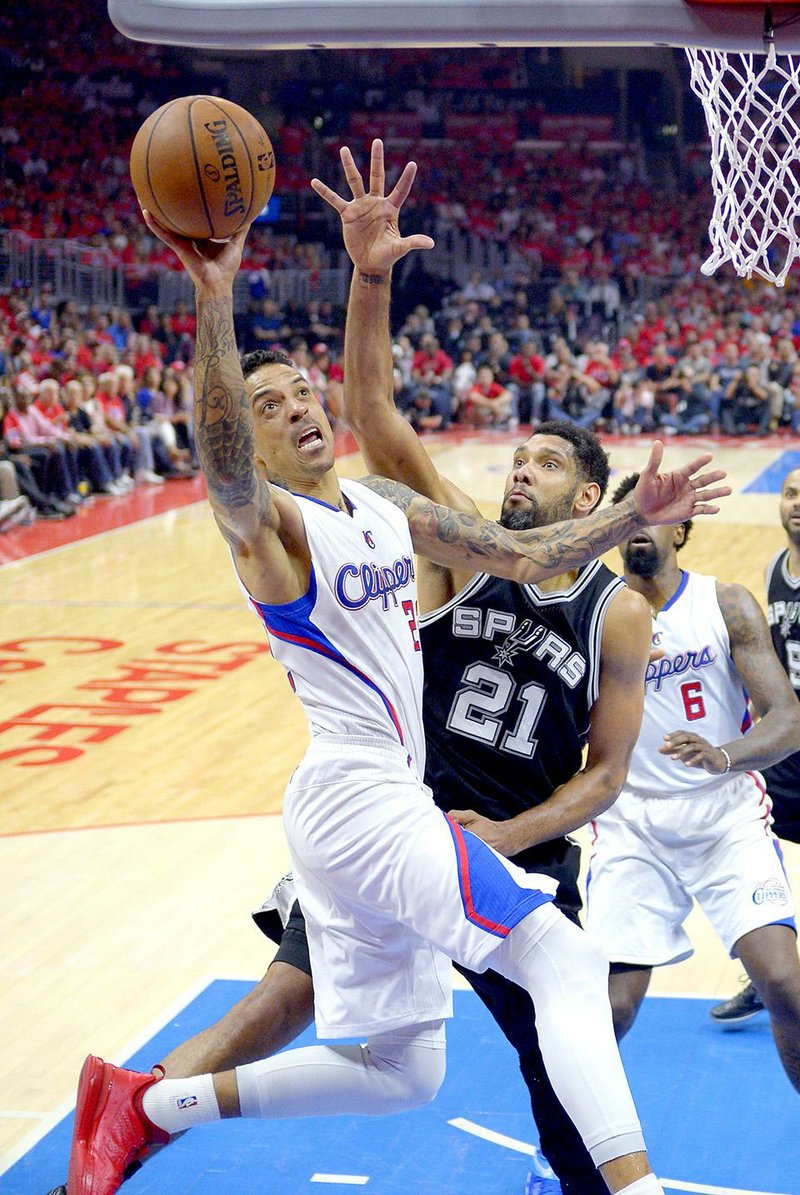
[64, 167, 727, 1194]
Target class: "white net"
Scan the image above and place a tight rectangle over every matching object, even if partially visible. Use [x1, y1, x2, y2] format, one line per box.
[687, 47, 800, 286]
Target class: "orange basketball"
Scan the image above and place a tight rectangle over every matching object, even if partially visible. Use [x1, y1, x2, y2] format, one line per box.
[130, 95, 276, 240]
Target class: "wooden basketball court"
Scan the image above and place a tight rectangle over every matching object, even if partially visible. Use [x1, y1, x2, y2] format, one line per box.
[1, 431, 799, 1178]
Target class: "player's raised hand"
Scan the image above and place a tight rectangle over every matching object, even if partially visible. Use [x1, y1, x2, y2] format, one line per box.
[631, 441, 730, 526]
[311, 138, 434, 273]
[141, 209, 251, 297]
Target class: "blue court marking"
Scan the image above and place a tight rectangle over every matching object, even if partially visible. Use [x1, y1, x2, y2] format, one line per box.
[3, 984, 799, 1194]
[743, 449, 800, 493]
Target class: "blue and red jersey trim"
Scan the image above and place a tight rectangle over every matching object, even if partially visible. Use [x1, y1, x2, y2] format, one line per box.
[249, 564, 406, 747]
[444, 813, 553, 938]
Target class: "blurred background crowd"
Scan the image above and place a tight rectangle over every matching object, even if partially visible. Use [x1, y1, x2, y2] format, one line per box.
[2, 2, 799, 530]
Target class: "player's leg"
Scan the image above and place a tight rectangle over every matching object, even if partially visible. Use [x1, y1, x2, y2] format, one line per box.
[492, 908, 662, 1194]
[459, 962, 607, 1195]
[66, 1020, 447, 1192]
[689, 773, 798, 1089]
[160, 961, 314, 1079]
[608, 965, 653, 1040]
[735, 924, 800, 1094]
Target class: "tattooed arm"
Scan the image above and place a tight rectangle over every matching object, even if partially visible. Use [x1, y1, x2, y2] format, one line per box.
[193, 291, 275, 547]
[141, 212, 309, 605]
[361, 442, 728, 581]
[661, 581, 800, 774]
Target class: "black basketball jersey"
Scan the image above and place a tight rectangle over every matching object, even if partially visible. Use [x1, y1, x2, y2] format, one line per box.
[762, 549, 800, 824]
[420, 560, 625, 872]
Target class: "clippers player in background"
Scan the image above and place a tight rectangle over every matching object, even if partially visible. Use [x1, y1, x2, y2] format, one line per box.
[59, 145, 726, 1195]
[711, 466, 800, 1025]
[586, 472, 800, 1097]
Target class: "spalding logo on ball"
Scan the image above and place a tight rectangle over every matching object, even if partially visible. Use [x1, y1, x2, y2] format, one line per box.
[130, 95, 276, 240]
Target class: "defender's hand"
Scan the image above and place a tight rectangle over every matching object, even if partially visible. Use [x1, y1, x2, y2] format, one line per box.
[631, 441, 730, 525]
[448, 809, 518, 857]
[311, 138, 434, 273]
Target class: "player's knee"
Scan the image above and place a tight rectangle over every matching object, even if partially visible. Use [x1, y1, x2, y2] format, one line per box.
[756, 964, 800, 1017]
[608, 972, 645, 1040]
[367, 1027, 447, 1112]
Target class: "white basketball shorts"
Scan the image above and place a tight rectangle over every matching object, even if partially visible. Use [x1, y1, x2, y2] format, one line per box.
[586, 770, 796, 966]
[282, 735, 557, 1038]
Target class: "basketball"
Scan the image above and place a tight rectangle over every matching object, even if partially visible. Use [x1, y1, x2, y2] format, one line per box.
[130, 95, 276, 240]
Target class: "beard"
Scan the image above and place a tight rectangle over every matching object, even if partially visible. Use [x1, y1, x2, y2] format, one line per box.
[781, 512, 800, 546]
[622, 541, 661, 578]
[499, 492, 575, 531]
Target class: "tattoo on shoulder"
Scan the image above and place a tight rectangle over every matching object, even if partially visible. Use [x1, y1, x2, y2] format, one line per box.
[716, 581, 764, 646]
[360, 475, 418, 511]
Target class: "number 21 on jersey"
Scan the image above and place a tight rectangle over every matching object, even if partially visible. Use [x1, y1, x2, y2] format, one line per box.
[446, 662, 547, 758]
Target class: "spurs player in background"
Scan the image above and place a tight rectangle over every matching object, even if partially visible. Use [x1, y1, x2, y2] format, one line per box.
[63, 152, 726, 1194]
[711, 466, 800, 1025]
[586, 472, 800, 1096]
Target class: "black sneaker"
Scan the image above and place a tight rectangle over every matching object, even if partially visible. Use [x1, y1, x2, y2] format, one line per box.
[709, 979, 765, 1026]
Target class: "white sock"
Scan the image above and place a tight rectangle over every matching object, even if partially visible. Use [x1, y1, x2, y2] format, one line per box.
[618, 1177, 664, 1194]
[140, 1072, 220, 1134]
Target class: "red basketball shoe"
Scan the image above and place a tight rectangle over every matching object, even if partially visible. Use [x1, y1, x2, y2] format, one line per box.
[67, 1055, 169, 1194]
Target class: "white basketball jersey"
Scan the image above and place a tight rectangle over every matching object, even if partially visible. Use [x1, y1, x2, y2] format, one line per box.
[625, 571, 750, 798]
[235, 479, 426, 773]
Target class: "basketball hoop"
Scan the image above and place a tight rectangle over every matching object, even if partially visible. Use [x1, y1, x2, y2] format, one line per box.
[686, 2, 800, 285]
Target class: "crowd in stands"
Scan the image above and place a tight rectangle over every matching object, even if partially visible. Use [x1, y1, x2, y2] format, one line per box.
[3, 249, 800, 531]
[2, 2, 800, 533]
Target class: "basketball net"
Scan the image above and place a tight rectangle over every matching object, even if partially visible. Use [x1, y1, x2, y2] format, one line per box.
[687, 43, 800, 285]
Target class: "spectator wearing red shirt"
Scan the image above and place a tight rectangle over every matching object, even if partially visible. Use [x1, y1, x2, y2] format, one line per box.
[465, 364, 515, 428]
[508, 337, 546, 424]
[410, 333, 454, 427]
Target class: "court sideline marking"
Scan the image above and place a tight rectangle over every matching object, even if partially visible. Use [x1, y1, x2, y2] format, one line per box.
[448, 1118, 792, 1195]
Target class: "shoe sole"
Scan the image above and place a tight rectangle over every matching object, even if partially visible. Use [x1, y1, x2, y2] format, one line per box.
[709, 1009, 765, 1027]
[67, 1055, 111, 1194]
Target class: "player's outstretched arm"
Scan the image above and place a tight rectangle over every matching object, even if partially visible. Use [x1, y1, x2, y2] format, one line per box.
[661, 581, 800, 773]
[141, 213, 273, 539]
[361, 447, 727, 582]
[140, 212, 307, 605]
[312, 139, 476, 513]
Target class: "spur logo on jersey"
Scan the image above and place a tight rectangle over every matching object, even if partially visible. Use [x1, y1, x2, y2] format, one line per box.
[451, 608, 586, 687]
[752, 877, 789, 905]
[769, 598, 800, 639]
[645, 644, 716, 691]
[492, 619, 545, 666]
[335, 555, 415, 611]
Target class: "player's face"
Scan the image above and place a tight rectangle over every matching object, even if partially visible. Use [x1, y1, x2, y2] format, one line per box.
[499, 434, 580, 530]
[246, 363, 335, 484]
[779, 470, 800, 545]
[620, 523, 680, 579]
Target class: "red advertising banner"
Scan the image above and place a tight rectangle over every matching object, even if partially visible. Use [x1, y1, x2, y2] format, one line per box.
[350, 112, 423, 139]
[444, 113, 518, 144]
[538, 114, 616, 140]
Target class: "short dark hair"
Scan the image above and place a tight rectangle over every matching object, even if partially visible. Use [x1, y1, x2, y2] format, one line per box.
[533, 420, 611, 500]
[241, 349, 294, 379]
[612, 471, 693, 549]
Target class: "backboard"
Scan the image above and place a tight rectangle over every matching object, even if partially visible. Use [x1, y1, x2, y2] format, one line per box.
[107, 0, 800, 52]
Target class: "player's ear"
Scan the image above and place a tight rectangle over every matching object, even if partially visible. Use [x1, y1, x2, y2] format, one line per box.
[673, 523, 687, 548]
[574, 481, 601, 516]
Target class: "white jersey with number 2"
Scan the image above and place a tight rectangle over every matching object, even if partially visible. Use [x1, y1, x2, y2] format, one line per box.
[626, 570, 750, 798]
